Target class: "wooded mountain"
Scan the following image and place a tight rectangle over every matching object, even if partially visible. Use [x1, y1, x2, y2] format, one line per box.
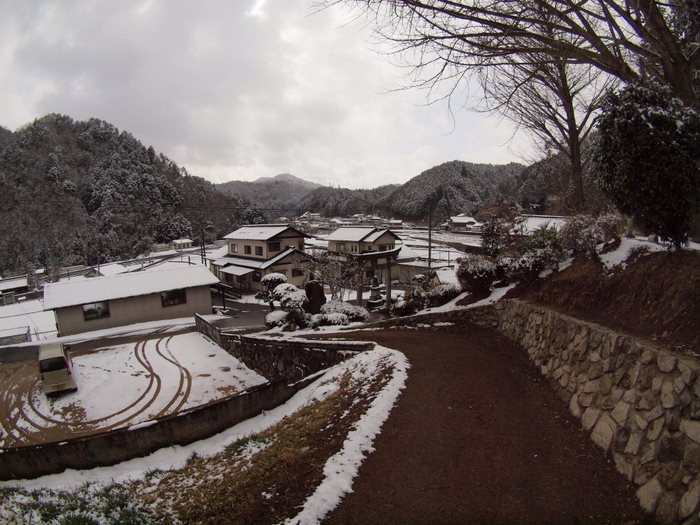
[217, 173, 322, 219]
[296, 161, 525, 221]
[0, 114, 265, 276]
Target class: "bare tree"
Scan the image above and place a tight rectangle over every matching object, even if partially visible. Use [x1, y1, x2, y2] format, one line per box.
[331, 0, 698, 108]
[309, 250, 365, 300]
[476, 57, 617, 209]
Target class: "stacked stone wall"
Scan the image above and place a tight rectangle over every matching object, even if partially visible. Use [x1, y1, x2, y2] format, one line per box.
[487, 300, 700, 524]
[195, 314, 373, 382]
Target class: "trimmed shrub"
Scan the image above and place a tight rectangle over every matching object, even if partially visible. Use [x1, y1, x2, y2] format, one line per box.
[320, 300, 369, 322]
[455, 255, 496, 295]
[426, 283, 460, 307]
[559, 214, 604, 257]
[264, 310, 288, 328]
[392, 287, 427, 316]
[309, 312, 349, 328]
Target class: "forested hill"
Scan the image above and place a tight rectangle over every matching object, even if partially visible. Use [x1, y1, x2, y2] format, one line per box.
[0, 114, 265, 276]
[217, 173, 322, 218]
[296, 161, 525, 220]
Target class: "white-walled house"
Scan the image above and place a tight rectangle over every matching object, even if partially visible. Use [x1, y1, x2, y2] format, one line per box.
[209, 224, 313, 292]
[43, 265, 218, 336]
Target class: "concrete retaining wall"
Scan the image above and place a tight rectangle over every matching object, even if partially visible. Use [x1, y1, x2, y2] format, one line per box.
[0, 376, 315, 481]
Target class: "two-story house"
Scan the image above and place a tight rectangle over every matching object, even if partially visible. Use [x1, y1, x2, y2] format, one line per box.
[326, 226, 400, 256]
[209, 224, 312, 291]
[325, 227, 402, 308]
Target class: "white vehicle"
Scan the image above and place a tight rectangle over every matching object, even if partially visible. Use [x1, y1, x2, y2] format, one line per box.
[38, 343, 77, 395]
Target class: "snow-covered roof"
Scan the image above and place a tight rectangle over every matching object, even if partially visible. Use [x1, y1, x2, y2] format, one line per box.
[213, 248, 311, 272]
[219, 266, 254, 277]
[224, 224, 307, 241]
[92, 263, 129, 277]
[326, 227, 400, 243]
[325, 227, 376, 242]
[364, 229, 400, 243]
[521, 215, 568, 233]
[449, 215, 480, 225]
[170, 238, 193, 245]
[43, 265, 219, 310]
[0, 276, 28, 293]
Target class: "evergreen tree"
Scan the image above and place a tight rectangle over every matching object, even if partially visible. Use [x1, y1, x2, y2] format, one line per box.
[594, 82, 700, 248]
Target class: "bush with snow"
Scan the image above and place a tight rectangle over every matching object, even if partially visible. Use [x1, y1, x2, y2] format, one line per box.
[498, 250, 547, 283]
[455, 255, 496, 295]
[265, 310, 289, 328]
[392, 286, 427, 316]
[426, 283, 460, 307]
[255, 272, 288, 309]
[559, 214, 605, 257]
[309, 312, 349, 328]
[320, 300, 369, 322]
[272, 283, 308, 311]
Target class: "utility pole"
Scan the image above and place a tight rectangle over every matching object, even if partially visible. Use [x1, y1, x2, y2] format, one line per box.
[428, 206, 433, 270]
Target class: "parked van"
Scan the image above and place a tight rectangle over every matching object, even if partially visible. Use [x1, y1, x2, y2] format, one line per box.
[38, 343, 77, 395]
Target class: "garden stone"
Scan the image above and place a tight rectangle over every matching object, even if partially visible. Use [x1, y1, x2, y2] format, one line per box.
[582, 406, 600, 431]
[304, 280, 326, 315]
[657, 354, 677, 373]
[661, 381, 678, 408]
[681, 420, 700, 444]
[611, 400, 631, 426]
[636, 476, 664, 513]
[655, 491, 679, 525]
[679, 481, 700, 520]
[591, 413, 618, 452]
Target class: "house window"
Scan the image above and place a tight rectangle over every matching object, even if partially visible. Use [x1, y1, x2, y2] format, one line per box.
[255, 246, 263, 256]
[367, 245, 374, 251]
[292, 268, 304, 277]
[268, 241, 280, 251]
[379, 244, 393, 251]
[82, 301, 110, 321]
[244, 245, 252, 255]
[336, 242, 346, 252]
[253, 271, 262, 282]
[232, 244, 238, 254]
[161, 288, 187, 307]
[351, 245, 358, 253]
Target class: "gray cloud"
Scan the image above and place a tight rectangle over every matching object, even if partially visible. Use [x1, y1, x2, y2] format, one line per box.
[0, 0, 531, 189]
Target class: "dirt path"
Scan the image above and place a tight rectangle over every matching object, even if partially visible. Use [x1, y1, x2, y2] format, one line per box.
[324, 323, 648, 524]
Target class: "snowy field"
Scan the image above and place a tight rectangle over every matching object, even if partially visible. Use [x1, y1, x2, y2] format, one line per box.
[0, 332, 266, 447]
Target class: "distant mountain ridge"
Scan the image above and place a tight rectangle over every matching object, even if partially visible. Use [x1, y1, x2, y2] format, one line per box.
[295, 161, 526, 221]
[217, 173, 322, 218]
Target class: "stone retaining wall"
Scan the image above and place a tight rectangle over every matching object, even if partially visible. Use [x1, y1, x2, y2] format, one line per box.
[196, 314, 373, 381]
[361, 302, 698, 522]
[488, 300, 700, 524]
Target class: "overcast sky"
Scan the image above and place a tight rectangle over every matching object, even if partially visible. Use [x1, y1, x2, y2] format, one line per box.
[0, 0, 533, 189]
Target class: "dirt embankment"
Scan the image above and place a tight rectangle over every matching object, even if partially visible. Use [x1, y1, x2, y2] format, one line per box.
[507, 250, 699, 355]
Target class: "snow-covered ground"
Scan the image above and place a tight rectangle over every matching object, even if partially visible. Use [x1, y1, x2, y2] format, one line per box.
[0, 331, 266, 447]
[1, 343, 409, 525]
